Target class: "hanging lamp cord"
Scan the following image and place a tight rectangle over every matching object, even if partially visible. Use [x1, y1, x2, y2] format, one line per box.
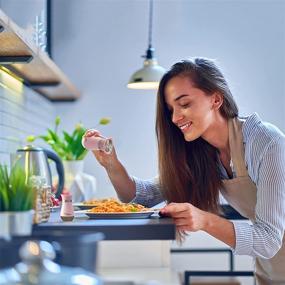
[148, 0, 153, 49]
[145, 0, 154, 59]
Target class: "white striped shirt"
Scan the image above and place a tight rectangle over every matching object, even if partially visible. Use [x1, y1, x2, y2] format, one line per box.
[131, 113, 285, 259]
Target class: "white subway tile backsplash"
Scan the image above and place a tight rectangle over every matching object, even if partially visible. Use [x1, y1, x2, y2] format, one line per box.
[0, 79, 55, 164]
[0, 152, 10, 166]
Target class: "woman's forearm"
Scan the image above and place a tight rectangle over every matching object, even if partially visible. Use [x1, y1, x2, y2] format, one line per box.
[204, 213, 236, 248]
[105, 159, 136, 202]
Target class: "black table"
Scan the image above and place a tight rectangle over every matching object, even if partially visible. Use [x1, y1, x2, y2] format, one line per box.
[32, 211, 176, 241]
[31, 204, 245, 241]
[0, 205, 245, 271]
[0, 212, 175, 270]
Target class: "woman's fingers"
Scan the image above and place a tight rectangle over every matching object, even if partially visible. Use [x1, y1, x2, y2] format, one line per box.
[160, 202, 191, 216]
[173, 217, 191, 226]
[173, 217, 193, 231]
[84, 129, 101, 137]
[160, 202, 206, 232]
[171, 210, 192, 219]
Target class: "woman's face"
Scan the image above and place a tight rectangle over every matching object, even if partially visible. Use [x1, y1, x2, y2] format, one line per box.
[164, 75, 221, 142]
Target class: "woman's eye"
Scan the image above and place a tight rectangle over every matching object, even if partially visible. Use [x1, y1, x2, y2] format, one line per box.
[181, 103, 190, 109]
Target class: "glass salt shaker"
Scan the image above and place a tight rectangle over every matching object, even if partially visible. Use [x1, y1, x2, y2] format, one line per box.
[60, 193, 74, 221]
[82, 133, 113, 154]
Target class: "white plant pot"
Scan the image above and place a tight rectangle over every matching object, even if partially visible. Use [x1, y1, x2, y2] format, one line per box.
[0, 210, 34, 240]
[63, 160, 84, 190]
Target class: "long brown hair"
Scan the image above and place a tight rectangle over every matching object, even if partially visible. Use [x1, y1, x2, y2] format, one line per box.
[156, 58, 238, 213]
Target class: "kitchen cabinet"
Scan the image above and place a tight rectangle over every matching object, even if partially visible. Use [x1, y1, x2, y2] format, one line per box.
[0, 0, 47, 36]
[0, 7, 80, 101]
[0, 0, 51, 56]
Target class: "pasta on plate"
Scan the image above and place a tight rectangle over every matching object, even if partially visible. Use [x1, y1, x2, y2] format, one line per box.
[84, 198, 150, 213]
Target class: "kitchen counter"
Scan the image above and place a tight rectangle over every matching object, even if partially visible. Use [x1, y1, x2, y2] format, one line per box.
[31, 205, 245, 241]
[0, 211, 175, 270]
[32, 211, 176, 240]
[0, 205, 246, 271]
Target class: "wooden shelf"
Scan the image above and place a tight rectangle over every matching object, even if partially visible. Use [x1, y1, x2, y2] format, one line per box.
[0, 9, 80, 101]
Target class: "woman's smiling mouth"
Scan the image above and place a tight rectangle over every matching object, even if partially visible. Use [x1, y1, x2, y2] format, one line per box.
[179, 122, 192, 132]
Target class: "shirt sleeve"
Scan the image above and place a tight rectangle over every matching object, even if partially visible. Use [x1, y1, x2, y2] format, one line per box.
[232, 137, 285, 259]
[130, 176, 165, 207]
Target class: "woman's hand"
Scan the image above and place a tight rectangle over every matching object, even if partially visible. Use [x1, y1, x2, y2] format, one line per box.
[83, 129, 119, 170]
[83, 129, 136, 202]
[159, 202, 209, 232]
[160, 202, 236, 248]
[83, 128, 100, 138]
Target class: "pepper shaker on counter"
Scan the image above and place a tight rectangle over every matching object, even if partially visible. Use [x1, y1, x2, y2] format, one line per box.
[60, 193, 74, 221]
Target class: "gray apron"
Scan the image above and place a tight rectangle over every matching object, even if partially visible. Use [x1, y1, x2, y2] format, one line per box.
[221, 118, 285, 285]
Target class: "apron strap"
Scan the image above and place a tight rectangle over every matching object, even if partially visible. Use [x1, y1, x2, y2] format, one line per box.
[228, 117, 248, 177]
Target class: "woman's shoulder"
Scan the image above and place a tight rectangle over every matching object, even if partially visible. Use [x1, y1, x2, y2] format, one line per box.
[241, 114, 285, 182]
[241, 113, 285, 144]
[241, 113, 285, 159]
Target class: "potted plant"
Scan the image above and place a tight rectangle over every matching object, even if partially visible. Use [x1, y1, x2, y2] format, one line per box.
[0, 164, 35, 239]
[27, 116, 111, 190]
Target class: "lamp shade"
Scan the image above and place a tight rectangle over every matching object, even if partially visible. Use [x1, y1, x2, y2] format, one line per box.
[127, 0, 165, 90]
[127, 58, 166, 90]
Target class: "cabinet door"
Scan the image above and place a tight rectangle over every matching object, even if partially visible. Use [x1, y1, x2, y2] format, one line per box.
[0, 0, 50, 55]
[0, 0, 47, 30]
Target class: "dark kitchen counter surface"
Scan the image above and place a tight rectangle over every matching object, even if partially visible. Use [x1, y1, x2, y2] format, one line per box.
[0, 205, 246, 271]
[31, 205, 246, 241]
[32, 211, 176, 241]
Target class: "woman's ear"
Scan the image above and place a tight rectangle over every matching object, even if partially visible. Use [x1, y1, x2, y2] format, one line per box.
[212, 92, 223, 110]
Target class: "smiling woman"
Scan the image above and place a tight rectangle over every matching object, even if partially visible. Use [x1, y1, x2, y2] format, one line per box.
[156, 59, 238, 213]
[89, 57, 285, 285]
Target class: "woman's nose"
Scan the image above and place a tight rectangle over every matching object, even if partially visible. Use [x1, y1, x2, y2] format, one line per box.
[172, 110, 184, 124]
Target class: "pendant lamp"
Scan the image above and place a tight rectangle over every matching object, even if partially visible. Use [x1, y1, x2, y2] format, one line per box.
[127, 0, 165, 90]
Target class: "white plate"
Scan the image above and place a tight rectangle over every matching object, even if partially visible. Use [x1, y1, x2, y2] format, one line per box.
[73, 203, 96, 210]
[85, 211, 155, 219]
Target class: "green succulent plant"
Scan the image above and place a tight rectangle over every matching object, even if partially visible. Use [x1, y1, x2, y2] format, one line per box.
[0, 164, 35, 212]
[27, 116, 111, 161]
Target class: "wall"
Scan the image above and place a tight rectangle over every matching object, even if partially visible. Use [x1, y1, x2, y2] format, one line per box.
[52, 0, 285, 199]
[50, 1, 284, 282]
[0, 1, 56, 163]
[0, 68, 55, 165]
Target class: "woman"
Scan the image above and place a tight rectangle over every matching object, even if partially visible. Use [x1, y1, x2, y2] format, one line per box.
[85, 58, 285, 284]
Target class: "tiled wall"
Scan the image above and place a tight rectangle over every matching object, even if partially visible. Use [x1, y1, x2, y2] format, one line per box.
[0, 69, 55, 166]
